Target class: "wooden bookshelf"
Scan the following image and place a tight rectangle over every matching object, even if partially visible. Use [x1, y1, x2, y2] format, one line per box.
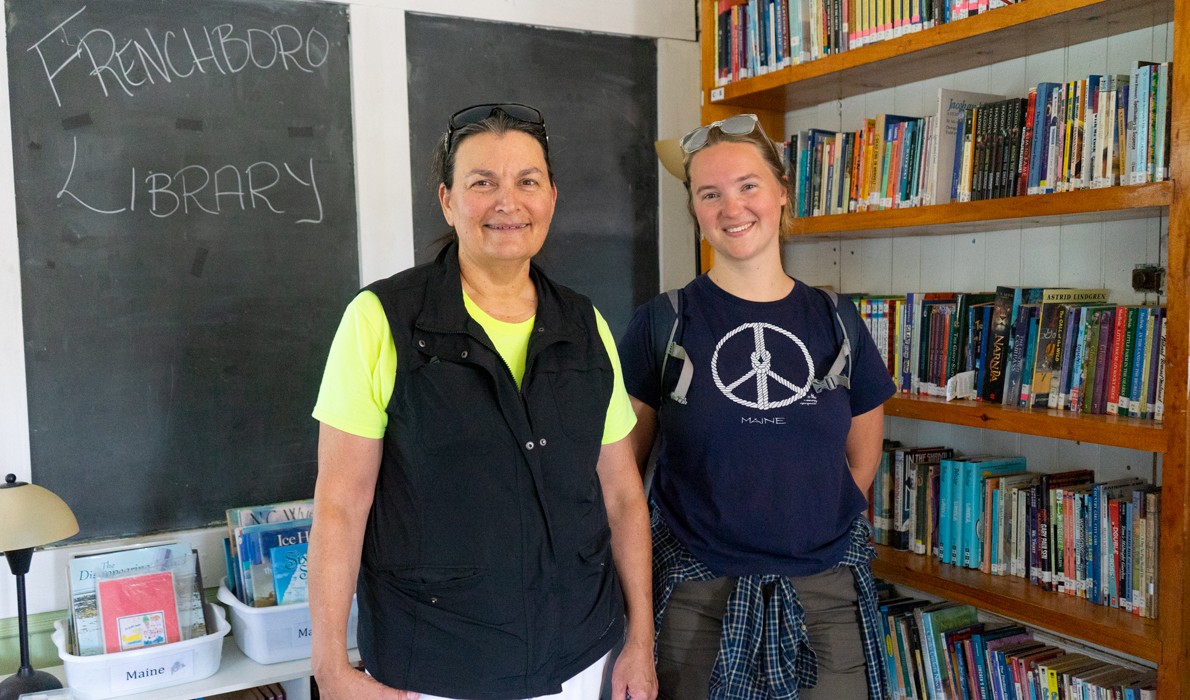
[699, 0, 1190, 691]
[704, 0, 1174, 111]
[872, 545, 1161, 663]
[786, 182, 1172, 239]
[885, 395, 1168, 452]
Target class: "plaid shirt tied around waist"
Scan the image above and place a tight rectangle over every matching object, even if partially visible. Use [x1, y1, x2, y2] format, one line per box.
[651, 504, 887, 700]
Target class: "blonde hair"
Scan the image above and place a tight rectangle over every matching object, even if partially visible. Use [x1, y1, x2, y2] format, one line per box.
[682, 122, 796, 239]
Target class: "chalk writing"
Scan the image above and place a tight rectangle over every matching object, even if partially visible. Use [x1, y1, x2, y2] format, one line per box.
[57, 136, 325, 224]
[28, 6, 331, 107]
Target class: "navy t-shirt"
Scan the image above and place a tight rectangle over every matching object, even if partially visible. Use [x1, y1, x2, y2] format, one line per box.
[620, 276, 896, 576]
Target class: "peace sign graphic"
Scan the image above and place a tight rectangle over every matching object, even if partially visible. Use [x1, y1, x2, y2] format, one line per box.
[711, 322, 816, 409]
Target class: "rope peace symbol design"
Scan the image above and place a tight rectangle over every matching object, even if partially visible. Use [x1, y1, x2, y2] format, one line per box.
[711, 322, 816, 410]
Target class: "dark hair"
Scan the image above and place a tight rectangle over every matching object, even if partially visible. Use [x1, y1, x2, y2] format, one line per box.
[433, 108, 554, 189]
[682, 121, 796, 238]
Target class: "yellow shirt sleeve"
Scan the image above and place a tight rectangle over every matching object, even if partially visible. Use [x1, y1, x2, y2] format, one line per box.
[311, 291, 394, 439]
[594, 308, 637, 445]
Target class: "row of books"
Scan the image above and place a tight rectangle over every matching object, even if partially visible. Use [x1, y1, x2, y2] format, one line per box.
[849, 287, 1166, 421]
[66, 541, 208, 656]
[877, 594, 1156, 700]
[202, 683, 289, 700]
[872, 444, 1162, 618]
[787, 61, 1171, 217]
[712, 0, 1018, 86]
[954, 63, 1172, 203]
[223, 498, 314, 608]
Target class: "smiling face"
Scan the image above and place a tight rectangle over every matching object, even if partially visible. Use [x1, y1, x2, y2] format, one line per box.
[438, 131, 557, 267]
[688, 140, 788, 265]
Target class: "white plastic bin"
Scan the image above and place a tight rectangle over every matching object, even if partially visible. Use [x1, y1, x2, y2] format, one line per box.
[216, 579, 358, 664]
[51, 602, 230, 700]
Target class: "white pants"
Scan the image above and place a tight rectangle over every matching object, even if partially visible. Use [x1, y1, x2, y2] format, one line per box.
[414, 652, 610, 700]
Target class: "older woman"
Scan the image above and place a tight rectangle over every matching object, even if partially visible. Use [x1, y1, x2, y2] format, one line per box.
[309, 104, 656, 700]
[619, 115, 896, 699]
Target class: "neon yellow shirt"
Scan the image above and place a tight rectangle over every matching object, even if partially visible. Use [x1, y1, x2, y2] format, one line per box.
[313, 290, 635, 444]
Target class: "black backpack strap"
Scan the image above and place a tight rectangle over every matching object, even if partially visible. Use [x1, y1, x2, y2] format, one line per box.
[812, 288, 855, 393]
[652, 289, 692, 406]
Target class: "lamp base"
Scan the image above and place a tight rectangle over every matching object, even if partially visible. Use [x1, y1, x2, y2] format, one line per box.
[0, 666, 63, 700]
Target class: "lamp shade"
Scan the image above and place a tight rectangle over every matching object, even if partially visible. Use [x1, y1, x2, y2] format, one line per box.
[0, 474, 79, 552]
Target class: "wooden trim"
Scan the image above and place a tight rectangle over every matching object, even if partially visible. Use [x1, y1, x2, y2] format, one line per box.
[786, 182, 1172, 238]
[1156, 0, 1189, 689]
[872, 545, 1161, 663]
[707, 0, 1173, 111]
[885, 396, 1168, 453]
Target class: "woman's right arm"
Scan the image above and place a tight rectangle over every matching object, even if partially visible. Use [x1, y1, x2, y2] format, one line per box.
[309, 423, 416, 700]
[627, 397, 657, 479]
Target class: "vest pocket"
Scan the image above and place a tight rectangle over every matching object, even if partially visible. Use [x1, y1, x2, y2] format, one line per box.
[544, 366, 610, 442]
[384, 565, 515, 626]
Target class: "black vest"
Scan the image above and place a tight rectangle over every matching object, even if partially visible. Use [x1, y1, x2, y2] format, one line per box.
[356, 244, 625, 699]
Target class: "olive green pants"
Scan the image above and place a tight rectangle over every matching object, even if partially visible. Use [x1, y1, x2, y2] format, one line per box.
[655, 567, 869, 700]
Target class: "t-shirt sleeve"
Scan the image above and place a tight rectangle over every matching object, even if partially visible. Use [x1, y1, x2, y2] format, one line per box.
[838, 298, 897, 416]
[594, 308, 637, 445]
[617, 297, 664, 410]
[311, 291, 395, 439]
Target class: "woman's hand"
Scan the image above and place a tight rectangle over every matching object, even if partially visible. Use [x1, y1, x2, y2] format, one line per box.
[314, 661, 421, 700]
[609, 639, 658, 700]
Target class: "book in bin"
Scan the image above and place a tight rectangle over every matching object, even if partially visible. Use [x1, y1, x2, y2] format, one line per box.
[96, 570, 182, 653]
[68, 542, 205, 656]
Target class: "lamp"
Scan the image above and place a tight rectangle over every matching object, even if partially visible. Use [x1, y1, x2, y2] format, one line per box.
[0, 473, 78, 700]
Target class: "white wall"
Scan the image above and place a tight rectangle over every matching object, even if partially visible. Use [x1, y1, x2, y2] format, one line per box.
[781, 24, 1173, 485]
[0, 0, 698, 618]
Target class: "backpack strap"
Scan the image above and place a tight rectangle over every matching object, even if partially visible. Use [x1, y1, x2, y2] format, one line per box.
[811, 288, 855, 393]
[653, 289, 692, 406]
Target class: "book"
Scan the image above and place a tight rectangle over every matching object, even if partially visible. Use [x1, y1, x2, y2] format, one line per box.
[238, 517, 313, 607]
[930, 88, 1004, 205]
[1029, 288, 1109, 408]
[962, 456, 1026, 569]
[918, 602, 978, 698]
[227, 499, 315, 605]
[1039, 470, 1094, 591]
[270, 541, 310, 606]
[68, 542, 199, 656]
[97, 570, 182, 653]
[893, 445, 952, 550]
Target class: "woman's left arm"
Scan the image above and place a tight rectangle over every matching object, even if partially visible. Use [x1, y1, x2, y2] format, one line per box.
[597, 436, 658, 700]
[845, 403, 886, 496]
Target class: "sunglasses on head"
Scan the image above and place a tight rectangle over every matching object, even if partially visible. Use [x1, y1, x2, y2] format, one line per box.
[444, 102, 547, 154]
[679, 113, 762, 154]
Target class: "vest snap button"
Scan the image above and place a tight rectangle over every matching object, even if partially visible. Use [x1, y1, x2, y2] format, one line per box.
[418, 340, 426, 348]
[461, 350, 468, 358]
[430, 596, 438, 604]
[539, 438, 547, 447]
[525, 441, 534, 450]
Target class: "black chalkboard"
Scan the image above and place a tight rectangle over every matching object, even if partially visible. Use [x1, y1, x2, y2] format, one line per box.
[405, 13, 658, 336]
[7, 0, 358, 539]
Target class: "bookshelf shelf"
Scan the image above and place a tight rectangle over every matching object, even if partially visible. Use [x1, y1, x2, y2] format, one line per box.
[872, 545, 1161, 663]
[885, 395, 1168, 452]
[700, 0, 1189, 691]
[706, 0, 1173, 111]
[786, 182, 1172, 239]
